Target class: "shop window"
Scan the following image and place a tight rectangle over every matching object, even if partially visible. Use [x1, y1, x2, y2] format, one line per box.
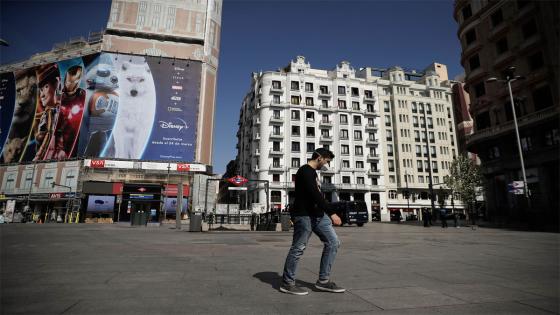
[532, 86, 553, 111]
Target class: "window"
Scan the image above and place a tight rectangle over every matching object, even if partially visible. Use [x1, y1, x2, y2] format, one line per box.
[291, 81, 299, 90]
[43, 170, 55, 188]
[342, 176, 351, 184]
[341, 145, 349, 155]
[384, 101, 390, 112]
[387, 144, 393, 156]
[305, 82, 313, 92]
[292, 126, 300, 136]
[353, 116, 361, 125]
[5, 174, 15, 190]
[340, 130, 348, 139]
[320, 85, 329, 94]
[291, 96, 300, 105]
[338, 100, 347, 109]
[475, 112, 491, 130]
[272, 81, 281, 89]
[273, 95, 280, 104]
[342, 160, 350, 168]
[273, 110, 281, 119]
[291, 141, 300, 152]
[306, 142, 315, 152]
[354, 130, 362, 140]
[355, 146, 363, 155]
[351, 87, 359, 97]
[273, 174, 280, 182]
[340, 114, 348, 124]
[165, 6, 176, 31]
[386, 129, 393, 141]
[23, 172, 33, 189]
[532, 86, 553, 111]
[462, 4, 472, 20]
[389, 190, 398, 199]
[323, 176, 332, 184]
[356, 161, 364, 169]
[364, 90, 373, 98]
[474, 82, 486, 97]
[528, 52, 544, 71]
[496, 37, 508, 55]
[291, 158, 300, 168]
[465, 29, 476, 45]
[305, 97, 314, 106]
[352, 102, 360, 110]
[521, 136, 533, 151]
[522, 20, 537, 39]
[338, 86, 346, 95]
[491, 9, 503, 27]
[545, 129, 560, 146]
[273, 125, 281, 135]
[64, 170, 76, 188]
[469, 55, 480, 71]
[151, 4, 161, 29]
[388, 160, 394, 172]
[322, 100, 329, 108]
[291, 110, 300, 120]
[306, 111, 315, 121]
[385, 115, 391, 126]
[271, 191, 281, 203]
[321, 129, 330, 138]
[306, 127, 315, 137]
[357, 177, 365, 184]
[417, 160, 423, 172]
[418, 176, 424, 183]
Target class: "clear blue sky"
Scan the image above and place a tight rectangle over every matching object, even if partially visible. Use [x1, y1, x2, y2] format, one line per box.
[0, 0, 463, 174]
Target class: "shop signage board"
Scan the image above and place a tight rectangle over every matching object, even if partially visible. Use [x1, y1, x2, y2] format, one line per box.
[228, 187, 248, 191]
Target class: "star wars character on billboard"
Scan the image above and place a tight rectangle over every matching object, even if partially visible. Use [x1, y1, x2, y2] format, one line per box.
[59, 63, 86, 157]
[1, 69, 37, 163]
[82, 53, 119, 157]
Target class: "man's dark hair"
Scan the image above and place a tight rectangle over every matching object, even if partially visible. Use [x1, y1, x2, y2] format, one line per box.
[311, 148, 335, 161]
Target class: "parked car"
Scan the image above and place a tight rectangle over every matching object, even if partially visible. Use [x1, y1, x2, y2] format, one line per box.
[331, 201, 368, 227]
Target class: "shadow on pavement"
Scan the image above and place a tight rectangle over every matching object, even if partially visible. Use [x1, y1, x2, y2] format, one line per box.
[253, 272, 316, 291]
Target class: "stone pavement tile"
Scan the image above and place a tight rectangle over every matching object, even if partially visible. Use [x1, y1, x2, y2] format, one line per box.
[427, 283, 546, 303]
[351, 286, 466, 310]
[1, 297, 78, 315]
[327, 271, 444, 290]
[332, 301, 555, 315]
[414, 268, 514, 285]
[271, 293, 382, 314]
[517, 298, 560, 314]
[107, 271, 184, 284]
[496, 280, 559, 299]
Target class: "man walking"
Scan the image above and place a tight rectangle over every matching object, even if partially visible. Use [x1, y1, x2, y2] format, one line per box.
[280, 148, 345, 295]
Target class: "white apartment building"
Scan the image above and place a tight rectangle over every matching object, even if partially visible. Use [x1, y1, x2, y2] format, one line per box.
[235, 56, 463, 221]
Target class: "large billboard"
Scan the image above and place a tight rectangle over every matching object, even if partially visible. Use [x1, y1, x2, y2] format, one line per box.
[0, 52, 201, 164]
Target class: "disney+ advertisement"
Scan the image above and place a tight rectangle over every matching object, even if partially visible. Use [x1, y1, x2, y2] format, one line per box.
[0, 52, 200, 163]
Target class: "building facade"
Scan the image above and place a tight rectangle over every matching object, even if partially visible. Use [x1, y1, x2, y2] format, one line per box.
[235, 57, 463, 221]
[453, 0, 559, 228]
[0, 0, 222, 222]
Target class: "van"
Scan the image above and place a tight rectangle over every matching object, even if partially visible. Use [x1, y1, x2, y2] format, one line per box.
[330, 201, 368, 227]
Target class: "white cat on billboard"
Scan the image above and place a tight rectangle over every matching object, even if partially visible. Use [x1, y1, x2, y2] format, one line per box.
[106, 56, 156, 159]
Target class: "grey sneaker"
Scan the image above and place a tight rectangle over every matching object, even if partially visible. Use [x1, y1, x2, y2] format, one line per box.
[315, 280, 346, 293]
[279, 282, 309, 295]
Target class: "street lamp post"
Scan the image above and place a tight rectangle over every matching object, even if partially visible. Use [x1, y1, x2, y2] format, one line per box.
[486, 67, 531, 208]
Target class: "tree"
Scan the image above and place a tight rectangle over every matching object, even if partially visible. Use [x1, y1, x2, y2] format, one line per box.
[444, 154, 483, 225]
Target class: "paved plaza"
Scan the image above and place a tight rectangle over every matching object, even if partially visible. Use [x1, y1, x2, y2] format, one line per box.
[1, 222, 558, 314]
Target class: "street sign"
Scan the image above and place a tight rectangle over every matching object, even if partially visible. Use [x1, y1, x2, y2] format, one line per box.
[227, 175, 248, 186]
[507, 181, 524, 195]
[228, 187, 248, 191]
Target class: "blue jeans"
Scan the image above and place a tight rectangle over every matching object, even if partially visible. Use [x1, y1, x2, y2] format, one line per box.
[282, 214, 340, 285]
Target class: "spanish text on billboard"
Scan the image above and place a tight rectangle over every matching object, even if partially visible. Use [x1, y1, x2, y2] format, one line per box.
[0, 53, 201, 164]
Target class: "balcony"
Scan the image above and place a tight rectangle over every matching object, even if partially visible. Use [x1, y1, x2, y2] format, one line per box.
[321, 183, 336, 191]
[319, 120, 333, 127]
[365, 123, 377, 130]
[269, 101, 286, 109]
[269, 165, 284, 172]
[318, 106, 334, 112]
[366, 138, 379, 145]
[269, 116, 284, 124]
[253, 134, 261, 141]
[318, 91, 331, 98]
[367, 154, 380, 161]
[254, 149, 260, 156]
[254, 117, 261, 125]
[269, 132, 284, 139]
[269, 148, 283, 155]
[320, 135, 333, 142]
[270, 86, 283, 94]
[363, 95, 375, 103]
[367, 169, 381, 176]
